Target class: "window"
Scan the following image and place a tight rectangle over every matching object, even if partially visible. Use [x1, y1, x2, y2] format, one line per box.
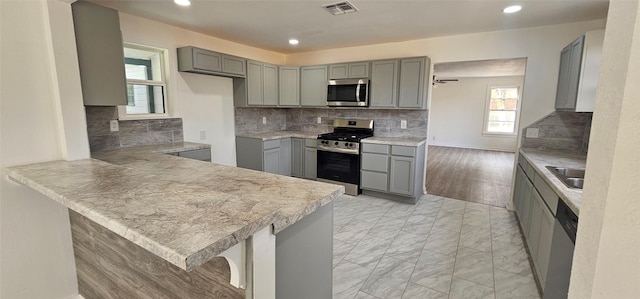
[484, 86, 520, 134]
[119, 43, 169, 119]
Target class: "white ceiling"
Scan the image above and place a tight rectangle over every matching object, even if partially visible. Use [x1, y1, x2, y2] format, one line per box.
[90, 0, 609, 54]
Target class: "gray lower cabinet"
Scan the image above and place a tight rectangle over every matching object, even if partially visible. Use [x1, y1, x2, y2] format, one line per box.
[291, 138, 304, 177]
[361, 143, 425, 203]
[263, 147, 281, 174]
[304, 145, 317, 180]
[71, 1, 127, 106]
[279, 67, 300, 106]
[513, 154, 559, 293]
[178, 46, 246, 78]
[236, 137, 289, 175]
[176, 148, 211, 162]
[279, 138, 291, 176]
[300, 65, 328, 107]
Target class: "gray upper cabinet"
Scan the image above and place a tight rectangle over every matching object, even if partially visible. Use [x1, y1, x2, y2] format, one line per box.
[369, 60, 399, 108]
[329, 62, 370, 79]
[279, 67, 300, 107]
[398, 57, 429, 109]
[177, 46, 246, 78]
[300, 65, 328, 107]
[554, 30, 604, 112]
[237, 60, 278, 107]
[71, 1, 127, 106]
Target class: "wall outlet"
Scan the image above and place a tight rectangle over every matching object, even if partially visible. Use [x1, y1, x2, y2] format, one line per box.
[262, 116, 267, 125]
[200, 130, 206, 140]
[400, 120, 407, 129]
[109, 120, 119, 132]
[526, 127, 540, 138]
[317, 117, 322, 124]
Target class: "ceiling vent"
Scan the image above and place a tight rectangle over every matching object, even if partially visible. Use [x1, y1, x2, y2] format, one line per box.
[322, 1, 359, 15]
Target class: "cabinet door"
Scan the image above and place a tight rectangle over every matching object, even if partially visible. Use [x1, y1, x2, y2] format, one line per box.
[192, 48, 222, 72]
[398, 58, 425, 108]
[370, 60, 398, 108]
[527, 190, 544, 268]
[361, 170, 388, 192]
[263, 148, 281, 174]
[222, 55, 246, 76]
[389, 156, 415, 196]
[300, 66, 328, 107]
[566, 36, 585, 110]
[555, 45, 572, 109]
[279, 67, 300, 106]
[513, 166, 525, 211]
[71, 1, 127, 106]
[519, 178, 534, 236]
[537, 204, 555, 287]
[263, 64, 278, 106]
[329, 64, 349, 79]
[304, 147, 317, 179]
[291, 138, 304, 177]
[349, 62, 369, 78]
[279, 138, 291, 176]
[246, 61, 263, 105]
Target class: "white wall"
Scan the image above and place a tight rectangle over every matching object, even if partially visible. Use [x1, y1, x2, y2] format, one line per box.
[118, 13, 286, 166]
[570, 1, 640, 297]
[287, 20, 605, 132]
[429, 76, 523, 152]
[1, 0, 90, 298]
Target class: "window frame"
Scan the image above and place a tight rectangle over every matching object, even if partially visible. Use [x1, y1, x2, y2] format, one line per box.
[482, 85, 522, 136]
[118, 42, 172, 120]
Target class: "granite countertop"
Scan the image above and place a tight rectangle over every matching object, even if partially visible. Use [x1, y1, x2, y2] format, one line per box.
[362, 137, 427, 147]
[519, 148, 586, 215]
[236, 130, 326, 140]
[5, 142, 343, 272]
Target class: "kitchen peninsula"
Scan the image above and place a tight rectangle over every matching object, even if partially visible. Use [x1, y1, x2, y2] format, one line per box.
[5, 142, 343, 298]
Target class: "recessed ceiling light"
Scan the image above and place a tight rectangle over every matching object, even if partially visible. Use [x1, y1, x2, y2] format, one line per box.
[503, 5, 522, 13]
[174, 0, 191, 7]
[289, 39, 299, 45]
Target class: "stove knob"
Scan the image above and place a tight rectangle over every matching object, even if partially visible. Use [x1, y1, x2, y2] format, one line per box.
[334, 142, 339, 146]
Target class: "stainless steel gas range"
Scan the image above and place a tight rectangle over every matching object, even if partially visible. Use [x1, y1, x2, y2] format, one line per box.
[316, 119, 374, 196]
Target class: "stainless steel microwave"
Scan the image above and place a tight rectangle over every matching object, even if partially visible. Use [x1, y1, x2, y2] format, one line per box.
[327, 78, 369, 107]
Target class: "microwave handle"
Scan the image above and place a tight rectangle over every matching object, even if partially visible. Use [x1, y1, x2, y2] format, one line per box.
[355, 81, 361, 102]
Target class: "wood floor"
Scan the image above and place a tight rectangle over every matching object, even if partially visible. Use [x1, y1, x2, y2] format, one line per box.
[425, 146, 515, 208]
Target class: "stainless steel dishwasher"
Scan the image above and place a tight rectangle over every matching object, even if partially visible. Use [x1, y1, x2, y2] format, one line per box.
[544, 199, 578, 299]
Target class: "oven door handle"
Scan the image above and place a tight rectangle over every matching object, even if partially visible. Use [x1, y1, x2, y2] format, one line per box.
[317, 146, 359, 155]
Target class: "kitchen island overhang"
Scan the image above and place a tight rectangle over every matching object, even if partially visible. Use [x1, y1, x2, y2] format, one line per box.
[5, 142, 344, 298]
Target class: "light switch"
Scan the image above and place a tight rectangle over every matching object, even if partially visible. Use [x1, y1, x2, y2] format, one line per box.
[109, 120, 119, 132]
[526, 128, 540, 138]
[200, 130, 206, 140]
[262, 116, 267, 125]
[400, 120, 407, 129]
[317, 117, 322, 124]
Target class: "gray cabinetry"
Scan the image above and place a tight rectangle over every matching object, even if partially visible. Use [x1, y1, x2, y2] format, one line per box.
[398, 57, 429, 109]
[243, 60, 278, 106]
[177, 46, 246, 78]
[554, 30, 604, 112]
[176, 148, 211, 162]
[263, 147, 281, 174]
[329, 62, 370, 79]
[360, 142, 425, 203]
[370, 60, 398, 108]
[279, 67, 300, 106]
[71, 1, 127, 106]
[304, 139, 317, 179]
[236, 137, 291, 175]
[291, 138, 304, 177]
[513, 153, 561, 294]
[300, 65, 328, 107]
[279, 138, 291, 176]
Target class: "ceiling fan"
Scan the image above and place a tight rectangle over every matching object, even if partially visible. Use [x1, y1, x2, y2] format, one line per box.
[432, 75, 459, 85]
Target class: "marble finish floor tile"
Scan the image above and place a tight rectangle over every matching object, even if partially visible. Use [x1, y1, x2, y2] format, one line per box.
[332, 194, 538, 299]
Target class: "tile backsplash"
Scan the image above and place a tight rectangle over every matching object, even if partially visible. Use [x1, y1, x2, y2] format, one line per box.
[234, 107, 428, 138]
[85, 106, 184, 152]
[521, 111, 592, 152]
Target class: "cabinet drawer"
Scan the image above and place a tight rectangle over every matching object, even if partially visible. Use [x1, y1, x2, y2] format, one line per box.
[391, 145, 416, 157]
[178, 149, 211, 162]
[362, 143, 389, 154]
[361, 153, 388, 172]
[263, 139, 281, 150]
[305, 139, 317, 147]
[534, 175, 559, 215]
[361, 171, 388, 192]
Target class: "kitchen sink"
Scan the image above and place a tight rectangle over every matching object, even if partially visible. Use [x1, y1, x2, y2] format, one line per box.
[546, 166, 586, 189]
